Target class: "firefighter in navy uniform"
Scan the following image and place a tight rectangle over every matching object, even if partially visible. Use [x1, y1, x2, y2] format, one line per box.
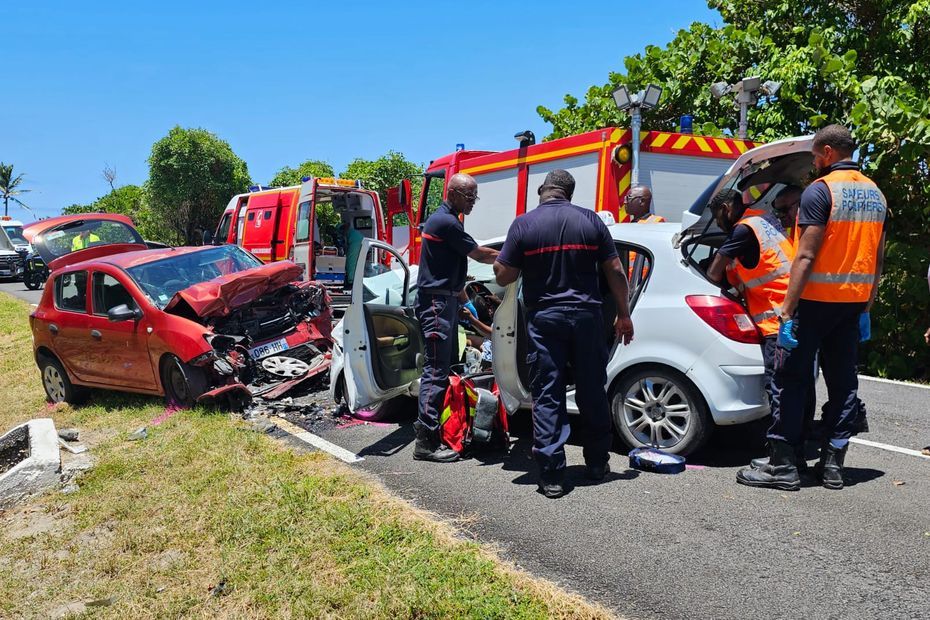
[738, 124, 887, 491]
[414, 173, 499, 463]
[494, 170, 634, 498]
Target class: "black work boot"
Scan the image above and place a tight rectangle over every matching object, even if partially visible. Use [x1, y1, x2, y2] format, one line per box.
[813, 443, 848, 490]
[585, 462, 611, 482]
[538, 470, 566, 499]
[750, 445, 809, 474]
[736, 439, 801, 491]
[412, 423, 460, 463]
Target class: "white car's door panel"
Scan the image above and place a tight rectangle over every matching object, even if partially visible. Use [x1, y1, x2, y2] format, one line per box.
[491, 281, 531, 414]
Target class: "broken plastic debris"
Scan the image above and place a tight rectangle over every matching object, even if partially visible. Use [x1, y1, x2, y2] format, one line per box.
[57, 428, 79, 442]
[127, 427, 148, 441]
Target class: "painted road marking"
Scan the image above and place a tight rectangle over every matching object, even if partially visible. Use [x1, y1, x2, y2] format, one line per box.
[850, 437, 930, 460]
[858, 374, 930, 391]
[293, 430, 364, 463]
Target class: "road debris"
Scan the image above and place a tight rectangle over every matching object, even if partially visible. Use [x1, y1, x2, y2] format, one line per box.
[892, 480, 906, 486]
[209, 578, 231, 598]
[57, 428, 79, 442]
[127, 427, 148, 441]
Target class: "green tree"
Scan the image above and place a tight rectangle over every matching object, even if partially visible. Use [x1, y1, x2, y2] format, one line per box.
[269, 159, 335, 186]
[340, 151, 423, 226]
[537, 1, 930, 379]
[62, 185, 164, 241]
[0, 163, 31, 217]
[146, 126, 251, 245]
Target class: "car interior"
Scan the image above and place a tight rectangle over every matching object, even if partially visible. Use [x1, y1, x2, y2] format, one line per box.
[92, 273, 137, 316]
[679, 150, 815, 284]
[358, 247, 424, 391]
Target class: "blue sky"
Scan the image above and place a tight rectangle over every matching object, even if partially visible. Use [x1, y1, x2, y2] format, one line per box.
[4, 1, 719, 219]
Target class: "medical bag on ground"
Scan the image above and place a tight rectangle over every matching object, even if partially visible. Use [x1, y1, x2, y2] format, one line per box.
[440, 371, 509, 455]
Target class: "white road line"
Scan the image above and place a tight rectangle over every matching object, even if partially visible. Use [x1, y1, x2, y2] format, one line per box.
[858, 374, 930, 390]
[293, 430, 364, 463]
[850, 437, 930, 460]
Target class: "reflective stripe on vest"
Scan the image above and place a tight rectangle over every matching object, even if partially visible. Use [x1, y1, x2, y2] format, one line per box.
[725, 210, 794, 336]
[637, 214, 667, 223]
[802, 169, 886, 303]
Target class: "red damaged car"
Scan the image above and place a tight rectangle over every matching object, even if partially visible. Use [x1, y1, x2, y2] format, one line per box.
[29, 214, 331, 407]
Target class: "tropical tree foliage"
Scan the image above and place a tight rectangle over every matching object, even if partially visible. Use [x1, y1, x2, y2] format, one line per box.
[0, 163, 31, 217]
[61, 185, 164, 240]
[146, 126, 251, 246]
[537, 0, 930, 379]
[269, 159, 335, 187]
[340, 151, 423, 226]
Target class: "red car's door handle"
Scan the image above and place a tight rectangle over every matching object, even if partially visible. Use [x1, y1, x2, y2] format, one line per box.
[49, 324, 59, 335]
[90, 330, 102, 340]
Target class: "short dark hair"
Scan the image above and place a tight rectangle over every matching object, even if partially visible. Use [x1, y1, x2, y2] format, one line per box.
[539, 169, 575, 199]
[709, 188, 742, 213]
[813, 124, 856, 157]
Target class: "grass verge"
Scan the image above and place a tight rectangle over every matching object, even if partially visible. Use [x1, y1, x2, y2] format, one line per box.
[0, 293, 614, 619]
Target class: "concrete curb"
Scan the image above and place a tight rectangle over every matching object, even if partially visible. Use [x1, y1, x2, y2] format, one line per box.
[0, 418, 61, 509]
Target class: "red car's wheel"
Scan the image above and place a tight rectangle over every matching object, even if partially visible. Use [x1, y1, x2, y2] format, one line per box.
[38, 355, 88, 405]
[160, 355, 207, 407]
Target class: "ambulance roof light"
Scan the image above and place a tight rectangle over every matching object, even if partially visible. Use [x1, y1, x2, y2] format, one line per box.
[301, 176, 312, 183]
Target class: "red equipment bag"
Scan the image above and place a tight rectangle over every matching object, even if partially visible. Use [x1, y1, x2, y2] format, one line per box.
[440, 372, 509, 454]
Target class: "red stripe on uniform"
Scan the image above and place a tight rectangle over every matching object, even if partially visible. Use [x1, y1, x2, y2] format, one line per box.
[422, 232, 443, 243]
[524, 243, 599, 256]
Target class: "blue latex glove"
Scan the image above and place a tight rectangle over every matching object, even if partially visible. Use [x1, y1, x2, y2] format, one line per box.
[859, 312, 871, 342]
[459, 301, 478, 326]
[777, 318, 798, 350]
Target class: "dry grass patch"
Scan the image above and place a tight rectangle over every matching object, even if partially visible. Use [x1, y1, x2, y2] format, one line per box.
[0, 294, 615, 619]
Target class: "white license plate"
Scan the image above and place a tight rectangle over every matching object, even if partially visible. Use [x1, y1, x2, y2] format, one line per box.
[250, 337, 290, 360]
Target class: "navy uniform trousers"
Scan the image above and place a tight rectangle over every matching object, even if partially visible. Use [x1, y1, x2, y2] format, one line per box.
[416, 292, 459, 431]
[770, 300, 864, 446]
[526, 305, 612, 477]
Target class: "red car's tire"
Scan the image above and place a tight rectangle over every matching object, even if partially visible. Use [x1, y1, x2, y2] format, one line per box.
[160, 355, 208, 408]
[38, 355, 88, 405]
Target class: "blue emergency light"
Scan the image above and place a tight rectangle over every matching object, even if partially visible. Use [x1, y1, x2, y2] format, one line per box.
[455, 143, 465, 151]
[301, 176, 312, 183]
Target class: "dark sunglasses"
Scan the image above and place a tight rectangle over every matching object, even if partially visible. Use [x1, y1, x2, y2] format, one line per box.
[451, 187, 479, 201]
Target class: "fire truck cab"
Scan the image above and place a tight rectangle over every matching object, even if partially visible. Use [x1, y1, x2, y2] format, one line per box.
[215, 177, 385, 286]
[388, 127, 758, 264]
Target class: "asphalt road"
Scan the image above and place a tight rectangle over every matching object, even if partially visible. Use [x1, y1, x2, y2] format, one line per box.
[0, 279, 42, 306]
[3, 278, 927, 619]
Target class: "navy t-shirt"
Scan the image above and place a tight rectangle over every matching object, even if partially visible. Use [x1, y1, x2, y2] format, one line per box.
[497, 199, 618, 308]
[799, 161, 861, 226]
[717, 223, 760, 269]
[416, 201, 477, 292]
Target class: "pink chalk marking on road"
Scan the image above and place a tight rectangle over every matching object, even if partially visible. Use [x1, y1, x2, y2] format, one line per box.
[685, 464, 706, 471]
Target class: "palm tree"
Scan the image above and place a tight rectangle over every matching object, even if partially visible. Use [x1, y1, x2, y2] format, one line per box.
[0, 162, 32, 217]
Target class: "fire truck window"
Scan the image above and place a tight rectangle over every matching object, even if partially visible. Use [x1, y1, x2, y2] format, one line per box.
[247, 212, 255, 221]
[264, 210, 272, 220]
[296, 201, 311, 242]
[421, 175, 446, 222]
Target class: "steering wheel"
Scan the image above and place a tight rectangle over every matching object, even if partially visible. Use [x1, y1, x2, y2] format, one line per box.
[464, 281, 498, 325]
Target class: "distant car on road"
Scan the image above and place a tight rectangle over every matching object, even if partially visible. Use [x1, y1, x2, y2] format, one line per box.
[29, 214, 331, 407]
[331, 136, 816, 455]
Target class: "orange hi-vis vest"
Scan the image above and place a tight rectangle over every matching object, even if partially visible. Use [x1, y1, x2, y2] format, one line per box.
[801, 169, 887, 303]
[627, 213, 667, 278]
[726, 209, 795, 336]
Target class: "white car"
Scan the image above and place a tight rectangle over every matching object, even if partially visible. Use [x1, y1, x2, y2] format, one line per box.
[330, 136, 815, 455]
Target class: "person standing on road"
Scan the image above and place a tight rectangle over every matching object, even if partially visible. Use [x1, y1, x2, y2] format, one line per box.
[494, 169, 634, 498]
[624, 185, 666, 223]
[414, 173, 499, 463]
[737, 124, 887, 491]
[705, 188, 796, 449]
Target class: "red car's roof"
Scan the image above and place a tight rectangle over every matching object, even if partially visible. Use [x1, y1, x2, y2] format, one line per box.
[98, 245, 213, 269]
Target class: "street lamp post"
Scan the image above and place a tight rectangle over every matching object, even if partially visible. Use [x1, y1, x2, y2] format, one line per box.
[710, 77, 781, 140]
[612, 84, 662, 186]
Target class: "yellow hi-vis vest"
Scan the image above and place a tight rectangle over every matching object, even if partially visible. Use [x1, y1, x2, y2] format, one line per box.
[802, 168, 887, 303]
[726, 209, 795, 336]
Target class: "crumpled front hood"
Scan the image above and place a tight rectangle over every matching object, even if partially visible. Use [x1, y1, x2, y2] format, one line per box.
[164, 261, 304, 318]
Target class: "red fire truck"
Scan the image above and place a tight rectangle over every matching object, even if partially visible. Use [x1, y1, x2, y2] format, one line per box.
[214, 177, 390, 284]
[388, 127, 758, 264]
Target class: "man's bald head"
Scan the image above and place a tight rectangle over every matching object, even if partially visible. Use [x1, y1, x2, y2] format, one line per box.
[447, 173, 479, 215]
[626, 185, 653, 219]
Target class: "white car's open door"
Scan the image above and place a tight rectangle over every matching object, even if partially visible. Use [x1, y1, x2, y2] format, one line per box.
[491, 280, 532, 414]
[342, 239, 423, 411]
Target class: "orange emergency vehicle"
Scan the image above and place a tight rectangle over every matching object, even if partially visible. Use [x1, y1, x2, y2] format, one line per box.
[214, 177, 387, 285]
[388, 127, 758, 264]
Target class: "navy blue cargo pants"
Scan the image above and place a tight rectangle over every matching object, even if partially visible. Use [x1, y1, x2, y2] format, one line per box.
[770, 300, 864, 446]
[761, 336, 816, 433]
[416, 292, 459, 432]
[526, 306, 612, 478]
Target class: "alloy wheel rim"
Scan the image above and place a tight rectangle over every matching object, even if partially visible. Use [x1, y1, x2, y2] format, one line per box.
[622, 376, 692, 449]
[43, 366, 66, 402]
[169, 361, 190, 401]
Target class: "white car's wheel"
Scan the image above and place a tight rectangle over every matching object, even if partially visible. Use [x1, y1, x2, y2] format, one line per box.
[611, 366, 711, 456]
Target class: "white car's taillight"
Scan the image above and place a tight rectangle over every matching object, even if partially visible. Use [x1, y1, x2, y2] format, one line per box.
[685, 295, 762, 345]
